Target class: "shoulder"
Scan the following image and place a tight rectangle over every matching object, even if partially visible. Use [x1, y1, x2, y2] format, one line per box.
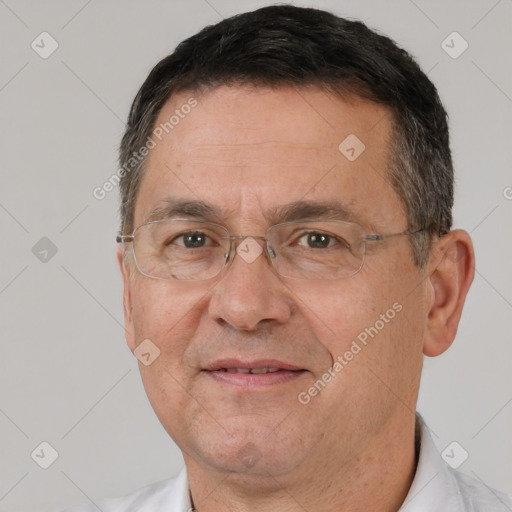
[61, 468, 189, 512]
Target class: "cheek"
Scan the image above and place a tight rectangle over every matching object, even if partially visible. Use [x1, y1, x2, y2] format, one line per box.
[130, 278, 202, 358]
[129, 280, 203, 430]
[301, 253, 426, 383]
[286, 277, 383, 360]
[356, 256, 427, 388]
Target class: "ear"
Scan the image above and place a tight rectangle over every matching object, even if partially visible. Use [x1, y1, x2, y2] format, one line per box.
[423, 229, 475, 357]
[117, 245, 137, 353]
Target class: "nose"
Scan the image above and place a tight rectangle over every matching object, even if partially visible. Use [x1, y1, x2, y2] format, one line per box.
[207, 237, 293, 331]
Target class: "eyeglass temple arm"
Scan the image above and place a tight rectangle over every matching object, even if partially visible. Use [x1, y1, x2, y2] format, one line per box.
[364, 227, 430, 243]
[116, 235, 134, 243]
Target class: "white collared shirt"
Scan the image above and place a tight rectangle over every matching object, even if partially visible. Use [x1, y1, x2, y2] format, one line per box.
[63, 418, 512, 511]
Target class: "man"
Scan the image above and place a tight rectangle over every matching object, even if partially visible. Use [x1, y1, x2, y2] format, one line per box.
[66, 5, 511, 511]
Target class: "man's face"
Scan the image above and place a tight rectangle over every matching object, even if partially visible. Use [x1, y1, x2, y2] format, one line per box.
[119, 85, 431, 479]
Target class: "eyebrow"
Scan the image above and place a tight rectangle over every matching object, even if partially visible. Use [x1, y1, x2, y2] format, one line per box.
[144, 198, 360, 226]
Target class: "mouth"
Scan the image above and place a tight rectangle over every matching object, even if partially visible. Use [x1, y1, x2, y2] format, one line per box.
[216, 367, 286, 374]
[202, 359, 307, 388]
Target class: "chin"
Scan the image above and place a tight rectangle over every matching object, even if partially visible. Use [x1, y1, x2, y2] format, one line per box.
[202, 442, 302, 477]
[182, 421, 309, 478]
[152, 394, 319, 477]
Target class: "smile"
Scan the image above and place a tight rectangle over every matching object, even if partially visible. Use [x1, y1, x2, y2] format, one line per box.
[217, 367, 281, 374]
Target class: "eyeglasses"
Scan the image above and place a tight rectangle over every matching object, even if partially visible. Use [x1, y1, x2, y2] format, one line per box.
[116, 219, 426, 281]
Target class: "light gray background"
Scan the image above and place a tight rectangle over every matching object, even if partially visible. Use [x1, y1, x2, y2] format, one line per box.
[0, 1, 511, 511]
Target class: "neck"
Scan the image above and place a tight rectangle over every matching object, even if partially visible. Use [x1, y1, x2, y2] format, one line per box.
[185, 412, 418, 512]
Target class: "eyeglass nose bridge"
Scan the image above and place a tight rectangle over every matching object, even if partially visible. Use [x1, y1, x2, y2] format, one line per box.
[223, 234, 278, 270]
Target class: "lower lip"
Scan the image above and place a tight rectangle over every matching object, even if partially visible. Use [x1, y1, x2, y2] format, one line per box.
[203, 369, 306, 388]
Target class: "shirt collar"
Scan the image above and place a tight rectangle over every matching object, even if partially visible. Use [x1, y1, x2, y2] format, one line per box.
[399, 413, 462, 511]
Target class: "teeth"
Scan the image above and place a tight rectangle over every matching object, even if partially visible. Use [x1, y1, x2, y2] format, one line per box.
[220, 368, 281, 374]
[249, 367, 280, 374]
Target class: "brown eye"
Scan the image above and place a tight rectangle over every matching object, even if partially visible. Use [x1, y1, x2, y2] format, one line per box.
[296, 231, 348, 250]
[171, 231, 213, 248]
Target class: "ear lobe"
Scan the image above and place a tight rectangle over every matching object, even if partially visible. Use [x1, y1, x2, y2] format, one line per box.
[116, 245, 136, 353]
[423, 230, 475, 357]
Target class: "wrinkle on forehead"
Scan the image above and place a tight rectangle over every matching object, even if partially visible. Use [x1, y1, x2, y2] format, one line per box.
[182, 141, 333, 151]
[175, 141, 338, 169]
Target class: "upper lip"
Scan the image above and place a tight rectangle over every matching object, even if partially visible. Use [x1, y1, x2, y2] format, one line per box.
[203, 359, 305, 371]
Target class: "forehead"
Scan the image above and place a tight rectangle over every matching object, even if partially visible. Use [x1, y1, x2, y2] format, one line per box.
[134, 85, 405, 231]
